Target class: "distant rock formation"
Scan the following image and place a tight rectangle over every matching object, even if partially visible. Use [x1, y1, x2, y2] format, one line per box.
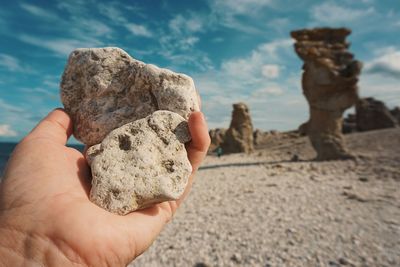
[253, 129, 301, 148]
[253, 129, 267, 146]
[221, 103, 254, 154]
[291, 28, 362, 160]
[356, 97, 398, 131]
[209, 128, 227, 152]
[342, 113, 357, 134]
[391, 107, 400, 122]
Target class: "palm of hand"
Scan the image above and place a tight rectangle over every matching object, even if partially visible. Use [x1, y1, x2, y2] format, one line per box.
[0, 110, 209, 266]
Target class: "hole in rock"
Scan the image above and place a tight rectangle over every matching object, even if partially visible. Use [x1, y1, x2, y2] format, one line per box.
[118, 134, 132, 150]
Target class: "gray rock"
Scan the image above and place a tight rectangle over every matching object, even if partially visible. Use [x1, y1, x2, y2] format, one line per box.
[87, 110, 192, 215]
[61, 47, 200, 146]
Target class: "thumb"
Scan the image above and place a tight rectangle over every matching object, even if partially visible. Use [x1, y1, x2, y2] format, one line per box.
[24, 108, 73, 145]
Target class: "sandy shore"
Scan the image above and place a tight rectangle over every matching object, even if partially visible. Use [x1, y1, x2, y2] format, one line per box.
[132, 128, 400, 267]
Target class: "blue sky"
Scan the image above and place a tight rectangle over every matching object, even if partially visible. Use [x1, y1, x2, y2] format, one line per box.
[0, 0, 399, 143]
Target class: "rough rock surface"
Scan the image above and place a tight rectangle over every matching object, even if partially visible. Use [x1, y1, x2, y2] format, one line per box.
[86, 111, 192, 215]
[356, 97, 398, 131]
[208, 128, 227, 152]
[221, 103, 254, 154]
[61, 47, 200, 146]
[291, 28, 362, 160]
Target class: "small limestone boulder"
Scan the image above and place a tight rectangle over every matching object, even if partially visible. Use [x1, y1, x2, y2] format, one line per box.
[61, 47, 200, 146]
[87, 110, 192, 215]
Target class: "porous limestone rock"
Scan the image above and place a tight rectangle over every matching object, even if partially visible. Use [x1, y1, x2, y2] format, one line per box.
[86, 111, 192, 215]
[356, 97, 398, 131]
[291, 28, 362, 160]
[61, 47, 200, 146]
[221, 103, 254, 154]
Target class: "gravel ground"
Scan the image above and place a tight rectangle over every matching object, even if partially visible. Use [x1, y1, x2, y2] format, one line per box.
[131, 128, 400, 267]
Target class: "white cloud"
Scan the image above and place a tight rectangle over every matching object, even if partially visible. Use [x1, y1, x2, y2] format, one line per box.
[77, 19, 112, 37]
[0, 124, 17, 137]
[125, 23, 153, 38]
[365, 47, 400, 78]
[210, 0, 274, 15]
[20, 3, 59, 21]
[220, 39, 291, 86]
[157, 12, 209, 70]
[169, 14, 204, 34]
[0, 54, 23, 72]
[261, 64, 280, 78]
[194, 38, 305, 131]
[97, 3, 151, 39]
[311, 2, 375, 24]
[359, 73, 400, 108]
[0, 99, 24, 113]
[258, 39, 293, 59]
[207, 0, 275, 33]
[252, 85, 284, 96]
[19, 34, 102, 57]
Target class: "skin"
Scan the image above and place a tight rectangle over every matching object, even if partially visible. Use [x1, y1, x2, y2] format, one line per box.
[0, 109, 210, 267]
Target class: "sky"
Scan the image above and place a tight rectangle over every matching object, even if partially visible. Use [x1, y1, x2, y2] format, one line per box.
[0, 0, 399, 143]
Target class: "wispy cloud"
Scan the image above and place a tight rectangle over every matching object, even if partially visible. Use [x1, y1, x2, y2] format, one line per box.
[359, 73, 400, 107]
[220, 38, 292, 87]
[0, 99, 25, 113]
[0, 124, 17, 137]
[0, 54, 24, 72]
[169, 14, 205, 34]
[261, 64, 280, 78]
[75, 19, 113, 37]
[16, 2, 110, 57]
[252, 85, 284, 97]
[97, 2, 150, 38]
[125, 23, 153, 37]
[210, 0, 274, 16]
[311, 2, 375, 24]
[155, 12, 212, 71]
[195, 38, 304, 130]
[19, 34, 102, 57]
[364, 47, 400, 78]
[19, 2, 59, 21]
[207, 0, 275, 33]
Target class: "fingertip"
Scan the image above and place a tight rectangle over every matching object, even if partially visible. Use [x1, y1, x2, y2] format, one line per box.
[44, 108, 73, 136]
[25, 108, 73, 145]
[188, 112, 210, 152]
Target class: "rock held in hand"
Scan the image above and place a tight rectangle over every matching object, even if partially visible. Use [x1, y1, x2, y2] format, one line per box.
[87, 111, 192, 215]
[61, 47, 200, 146]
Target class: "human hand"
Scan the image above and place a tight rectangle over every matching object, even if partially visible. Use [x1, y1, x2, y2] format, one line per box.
[0, 109, 210, 266]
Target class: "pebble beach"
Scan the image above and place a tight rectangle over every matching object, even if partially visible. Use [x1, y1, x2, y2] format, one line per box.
[132, 128, 400, 267]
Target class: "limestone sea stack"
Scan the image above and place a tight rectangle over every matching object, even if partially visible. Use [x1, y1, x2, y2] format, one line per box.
[60, 47, 200, 214]
[61, 47, 200, 146]
[291, 28, 362, 160]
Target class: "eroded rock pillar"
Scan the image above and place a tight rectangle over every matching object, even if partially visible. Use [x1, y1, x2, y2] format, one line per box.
[291, 28, 362, 160]
[222, 102, 254, 154]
